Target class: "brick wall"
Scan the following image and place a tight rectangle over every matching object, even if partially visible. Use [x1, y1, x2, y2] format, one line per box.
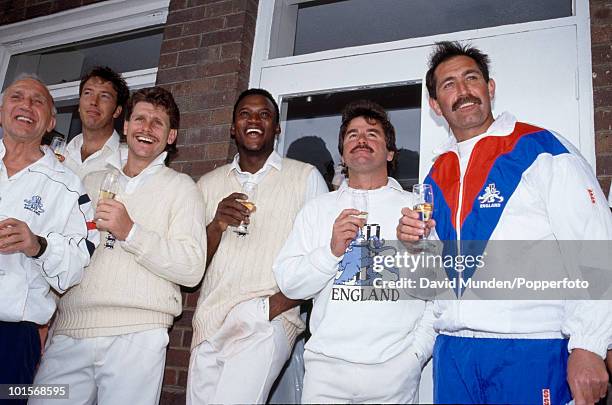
[591, 0, 612, 196]
[155, 0, 258, 403]
[0, 0, 105, 25]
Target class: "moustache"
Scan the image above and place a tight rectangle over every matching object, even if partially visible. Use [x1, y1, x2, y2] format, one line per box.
[350, 145, 374, 153]
[452, 96, 482, 112]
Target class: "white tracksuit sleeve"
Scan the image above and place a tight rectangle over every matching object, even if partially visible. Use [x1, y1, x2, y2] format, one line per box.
[410, 300, 437, 367]
[274, 204, 340, 300]
[35, 186, 97, 294]
[544, 153, 612, 358]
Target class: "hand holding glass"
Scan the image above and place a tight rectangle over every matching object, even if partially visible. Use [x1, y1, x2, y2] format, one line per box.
[349, 190, 368, 240]
[234, 182, 257, 236]
[99, 171, 119, 248]
[412, 183, 434, 240]
[50, 136, 66, 162]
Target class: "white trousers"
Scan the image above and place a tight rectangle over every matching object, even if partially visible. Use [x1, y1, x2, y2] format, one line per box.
[31, 328, 168, 405]
[301, 347, 422, 404]
[187, 298, 291, 405]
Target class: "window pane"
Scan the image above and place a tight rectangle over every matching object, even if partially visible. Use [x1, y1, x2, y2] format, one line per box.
[282, 84, 421, 190]
[292, 0, 572, 56]
[4, 27, 163, 90]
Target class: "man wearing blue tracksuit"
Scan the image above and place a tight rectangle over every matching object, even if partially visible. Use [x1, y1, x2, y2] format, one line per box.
[397, 41, 612, 404]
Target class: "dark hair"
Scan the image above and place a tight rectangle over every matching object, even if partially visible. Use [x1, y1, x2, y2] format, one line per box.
[79, 66, 129, 109]
[338, 99, 397, 174]
[232, 88, 280, 124]
[125, 86, 180, 130]
[425, 41, 491, 99]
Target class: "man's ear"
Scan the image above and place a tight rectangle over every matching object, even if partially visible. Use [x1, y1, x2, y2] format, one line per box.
[230, 124, 236, 139]
[488, 78, 496, 100]
[167, 129, 178, 145]
[123, 120, 129, 136]
[428, 97, 443, 117]
[46, 116, 57, 133]
[113, 105, 123, 119]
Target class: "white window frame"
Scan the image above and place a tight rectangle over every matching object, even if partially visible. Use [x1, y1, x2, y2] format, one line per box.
[0, 0, 169, 101]
[249, 0, 596, 171]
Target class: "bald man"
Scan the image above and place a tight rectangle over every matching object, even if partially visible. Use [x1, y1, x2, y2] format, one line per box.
[0, 75, 97, 390]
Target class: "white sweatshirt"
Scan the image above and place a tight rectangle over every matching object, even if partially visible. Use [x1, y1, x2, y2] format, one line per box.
[273, 178, 436, 365]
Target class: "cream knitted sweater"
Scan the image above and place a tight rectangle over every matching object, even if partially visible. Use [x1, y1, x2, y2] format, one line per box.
[54, 166, 206, 338]
[192, 158, 314, 350]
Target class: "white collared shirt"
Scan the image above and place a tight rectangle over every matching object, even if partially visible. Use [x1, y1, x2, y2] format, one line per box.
[108, 151, 168, 195]
[65, 130, 126, 180]
[228, 150, 328, 200]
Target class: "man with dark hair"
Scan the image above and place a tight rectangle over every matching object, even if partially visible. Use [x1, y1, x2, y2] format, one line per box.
[274, 100, 435, 403]
[0, 75, 96, 394]
[64, 66, 129, 179]
[398, 41, 612, 404]
[187, 88, 327, 404]
[33, 86, 206, 405]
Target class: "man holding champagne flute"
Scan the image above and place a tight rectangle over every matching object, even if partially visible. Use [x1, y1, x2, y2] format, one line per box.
[33, 87, 206, 404]
[0, 74, 97, 390]
[187, 88, 327, 404]
[274, 99, 436, 403]
[397, 41, 612, 404]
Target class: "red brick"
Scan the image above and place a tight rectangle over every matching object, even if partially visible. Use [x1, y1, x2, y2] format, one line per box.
[178, 370, 189, 387]
[156, 65, 201, 84]
[166, 348, 190, 367]
[221, 42, 242, 59]
[186, 125, 231, 144]
[160, 35, 200, 54]
[210, 107, 233, 125]
[594, 87, 612, 108]
[190, 160, 225, 177]
[595, 109, 612, 132]
[163, 24, 183, 40]
[168, 328, 184, 348]
[591, 1, 612, 22]
[592, 44, 612, 66]
[24, 2, 51, 18]
[159, 53, 178, 69]
[183, 330, 194, 348]
[169, 79, 216, 97]
[178, 49, 198, 66]
[596, 154, 612, 176]
[202, 59, 241, 76]
[593, 65, 612, 88]
[200, 27, 243, 47]
[181, 111, 212, 129]
[205, 0, 233, 17]
[213, 74, 239, 91]
[162, 368, 178, 385]
[166, 6, 206, 25]
[182, 16, 224, 36]
[174, 144, 207, 161]
[175, 309, 195, 327]
[206, 142, 230, 159]
[169, 0, 188, 11]
[597, 176, 611, 196]
[160, 389, 186, 405]
[591, 23, 612, 45]
[225, 12, 246, 28]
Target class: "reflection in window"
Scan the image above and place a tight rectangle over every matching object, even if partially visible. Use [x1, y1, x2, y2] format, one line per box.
[3, 26, 163, 90]
[291, 0, 571, 56]
[282, 84, 421, 190]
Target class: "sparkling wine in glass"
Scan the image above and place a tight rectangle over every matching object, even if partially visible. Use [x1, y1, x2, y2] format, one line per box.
[50, 136, 67, 162]
[349, 189, 369, 241]
[412, 183, 434, 241]
[234, 181, 257, 236]
[99, 171, 119, 249]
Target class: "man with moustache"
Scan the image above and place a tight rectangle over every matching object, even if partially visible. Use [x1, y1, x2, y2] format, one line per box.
[64, 66, 129, 179]
[33, 87, 206, 405]
[187, 88, 327, 404]
[397, 41, 612, 404]
[274, 100, 435, 403]
[0, 75, 96, 389]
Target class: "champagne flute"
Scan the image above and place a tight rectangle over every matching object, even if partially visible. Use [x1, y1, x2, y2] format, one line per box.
[99, 171, 120, 249]
[412, 184, 434, 251]
[234, 181, 257, 236]
[349, 189, 369, 241]
[50, 136, 67, 162]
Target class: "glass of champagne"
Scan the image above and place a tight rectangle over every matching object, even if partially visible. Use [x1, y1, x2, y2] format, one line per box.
[50, 136, 67, 162]
[234, 181, 257, 236]
[412, 183, 434, 250]
[350, 189, 369, 241]
[99, 171, 119, 249]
